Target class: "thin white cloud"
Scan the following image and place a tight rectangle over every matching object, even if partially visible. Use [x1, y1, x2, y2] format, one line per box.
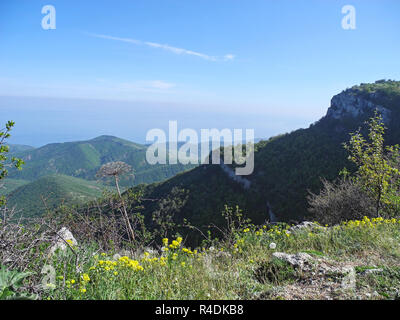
[223, 54, 235, 61]
[87, 33, 234, 62]
[88, 33, 142, 45]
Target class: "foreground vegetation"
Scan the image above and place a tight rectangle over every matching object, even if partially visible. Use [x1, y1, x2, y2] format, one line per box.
[2, 214, 400, 300]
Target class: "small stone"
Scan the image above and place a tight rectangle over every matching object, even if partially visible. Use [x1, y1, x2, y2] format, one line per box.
[214, 251, 232, 259]
[112, 253, 121, 261]
[48, 227, 77, 256]
[290, 221, 324, 233]
[362, 268, 383, 275]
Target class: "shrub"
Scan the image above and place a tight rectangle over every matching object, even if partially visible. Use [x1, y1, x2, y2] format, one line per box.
[308, 178, 376, 225]
[309, 111, 400, 224]
[344, 111, 400, 217]
[0, 121, 24, 207]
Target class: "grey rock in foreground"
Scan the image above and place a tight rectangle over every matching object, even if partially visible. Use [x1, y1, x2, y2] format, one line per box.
[48, 227, 77, 256]
[272, 252, 313, 269]
[361, 268, 384, 275]
[290, 221, 324, 233]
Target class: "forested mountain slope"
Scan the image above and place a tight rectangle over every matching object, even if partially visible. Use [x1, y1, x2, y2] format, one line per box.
[8, 135, 195, 186]
[7, 174, 109, 218]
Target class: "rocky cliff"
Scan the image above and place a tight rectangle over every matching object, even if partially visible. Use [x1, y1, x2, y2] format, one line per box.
[326, 86, 392, 123]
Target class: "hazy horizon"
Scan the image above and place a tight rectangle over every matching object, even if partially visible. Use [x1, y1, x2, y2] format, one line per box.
[1, 0, 400, 146]
[1, 94, 321, 147]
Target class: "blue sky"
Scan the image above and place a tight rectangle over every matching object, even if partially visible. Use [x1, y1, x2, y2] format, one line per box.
[0, 0, 399, 146]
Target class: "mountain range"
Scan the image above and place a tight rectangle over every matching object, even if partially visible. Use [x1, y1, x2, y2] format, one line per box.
[7, 135, 196, 184]
[3, 80, 400, 228]
[3, 136, 196, 217]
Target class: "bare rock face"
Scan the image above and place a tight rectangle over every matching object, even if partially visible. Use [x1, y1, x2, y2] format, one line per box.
[326, 89, 391, 123]
[48, 227, 77, 256]
[219, 161, 251, 189]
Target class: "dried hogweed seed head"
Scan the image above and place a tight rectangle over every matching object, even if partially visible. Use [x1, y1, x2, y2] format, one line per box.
[96, 161, 132, 178]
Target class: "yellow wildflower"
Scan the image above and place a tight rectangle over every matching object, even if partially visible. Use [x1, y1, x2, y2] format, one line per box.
[82, 273, 90, 282]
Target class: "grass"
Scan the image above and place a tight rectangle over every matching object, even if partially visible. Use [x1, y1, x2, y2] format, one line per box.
[303, 250, 325, 257]
[254, 258, 296, 285]
[356, 266, 400, 299]
[31, 216, 400, 300]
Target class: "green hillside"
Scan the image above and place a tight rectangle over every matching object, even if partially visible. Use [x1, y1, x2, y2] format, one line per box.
[8, 144, 35, 153]
[123, 80, 400, 235]
[8, 135, 195, 187]
[6, 174, 109, 218]
[0, 178, 29, 196]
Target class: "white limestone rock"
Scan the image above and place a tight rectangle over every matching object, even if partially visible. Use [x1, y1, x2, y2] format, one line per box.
[49, 227, 77, 256]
